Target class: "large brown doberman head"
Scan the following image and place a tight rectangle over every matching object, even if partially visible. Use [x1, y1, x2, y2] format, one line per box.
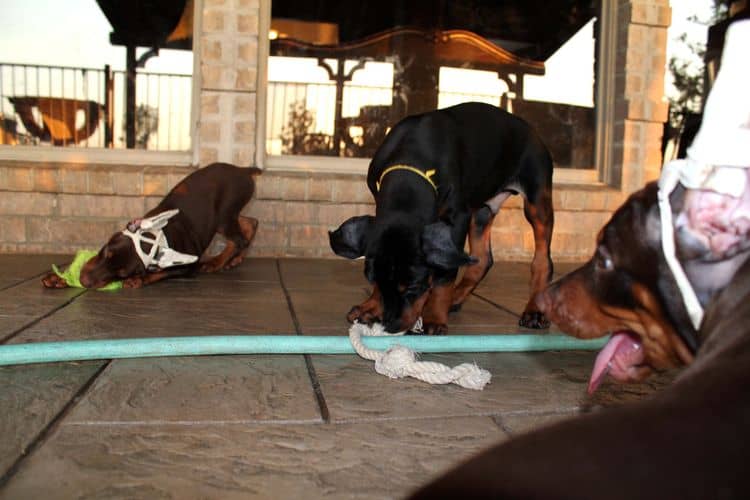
[537, 180, 750, 392]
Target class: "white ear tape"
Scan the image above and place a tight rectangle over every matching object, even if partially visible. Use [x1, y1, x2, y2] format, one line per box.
[121, 209, 199, 271]
[657, 20, 750, 331]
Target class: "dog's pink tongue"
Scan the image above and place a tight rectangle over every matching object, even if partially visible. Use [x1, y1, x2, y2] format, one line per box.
[588, 332, 642, 394]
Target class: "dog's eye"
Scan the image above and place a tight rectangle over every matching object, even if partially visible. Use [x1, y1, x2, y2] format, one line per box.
[596, 247, 614, 272]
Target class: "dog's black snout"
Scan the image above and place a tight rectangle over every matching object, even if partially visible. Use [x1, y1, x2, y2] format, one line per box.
[383, 318, 403, 334]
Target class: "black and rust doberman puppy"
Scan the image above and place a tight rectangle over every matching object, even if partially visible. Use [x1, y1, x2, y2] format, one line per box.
[411, 181, 750, 499]
[329, 102, 554, 334]
[42, 163, 260, 289]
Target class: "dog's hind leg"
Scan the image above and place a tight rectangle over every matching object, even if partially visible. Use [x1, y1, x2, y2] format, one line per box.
[226, 216, 258, 269]
[201, 215, 258, 272]
[451, 204, 498, 311]
[519, 184, 554, 329]
[199, 239, 237, 273]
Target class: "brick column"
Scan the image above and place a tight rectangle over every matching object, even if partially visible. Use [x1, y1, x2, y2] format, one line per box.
[612, 0, 671, 194]
[197, 0, 260, 167]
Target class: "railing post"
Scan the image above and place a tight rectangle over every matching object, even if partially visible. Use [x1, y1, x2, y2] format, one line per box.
[104, 64, 114, 148]
[126, 45, 136, 149]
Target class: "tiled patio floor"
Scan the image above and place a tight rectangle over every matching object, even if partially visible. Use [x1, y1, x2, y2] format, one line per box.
[0, 255, 671, 499]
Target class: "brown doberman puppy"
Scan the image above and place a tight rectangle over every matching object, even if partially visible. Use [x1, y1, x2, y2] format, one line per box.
[410, 181, 750, 499]
[42, 163, 260, 289]
[330, 102, 554, 334]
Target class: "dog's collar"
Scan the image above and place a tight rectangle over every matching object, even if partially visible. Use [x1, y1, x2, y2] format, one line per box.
[121, 209, 199, 271]
[376, 165, 437, 193]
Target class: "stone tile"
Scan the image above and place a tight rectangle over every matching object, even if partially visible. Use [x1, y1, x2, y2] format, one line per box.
[284, 266, 535, 335]
[0, 281, 85, 341]
[472, 262, 534, 315]
[492, 371, 675, 437]
[0, 315, 48, 341]
[0, 361, 103, 476]
[582, 370, 675, 410]
[288, 288, 370, 335]
[10, 291, 296, 343]
[182, 257, 280, 283]
[1, 417, 503, 500]
[82, 277, 287, 302]
[67, 356, 321, 424]
[0, 280, 18, 290]
[474, 261, 580, 316]
[0, 254, 70, 280]
[0, 279, 82, 301]
[446, 296, 525, 334]
[313, 350, 601, 421]
[495, 411, 578, 437]
[279, 258, 364, 290]
[298, 293, 533, 336]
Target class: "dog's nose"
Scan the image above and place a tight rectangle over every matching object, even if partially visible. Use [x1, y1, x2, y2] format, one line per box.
[79, 272, 93, 288]
[383, 319, 404, 334]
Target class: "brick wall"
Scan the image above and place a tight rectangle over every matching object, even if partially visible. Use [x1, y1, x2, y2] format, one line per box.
[0, 160, 625, 262]
[247, 170, 626, 261]
[0, 162, 192, 254]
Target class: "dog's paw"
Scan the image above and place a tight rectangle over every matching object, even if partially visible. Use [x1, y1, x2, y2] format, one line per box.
[519, 311, 550, 329]
[423, 322, 448, 335]
[225, 256, 244, 270]
[123, 276, 145, 289]
[346, 305, 381, 325]
[200, 261, 222, 273]
[41, 272, 68, 289]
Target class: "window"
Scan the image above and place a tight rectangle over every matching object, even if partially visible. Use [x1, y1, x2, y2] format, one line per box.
[0, 0, 194, 152]
[264, 1, 610, 179]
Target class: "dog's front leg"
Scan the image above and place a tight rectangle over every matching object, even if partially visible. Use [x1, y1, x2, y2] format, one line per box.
[519, 186, 554, 329]
[347, 285, 383, 325]
[422, 282, 454, 334]
[423, 266, 460, 334]
[41, 271, 71, 289]
[123, 267, 191, 288]
[452, 205, 497, 310]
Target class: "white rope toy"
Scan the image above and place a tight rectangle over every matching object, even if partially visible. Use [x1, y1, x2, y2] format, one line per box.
[348, 319, 492, 390]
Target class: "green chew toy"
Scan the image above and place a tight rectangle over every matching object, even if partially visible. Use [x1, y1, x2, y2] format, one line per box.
[52, 250, 123, 291]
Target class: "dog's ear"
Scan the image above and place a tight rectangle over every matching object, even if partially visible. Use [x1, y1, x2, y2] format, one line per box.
[364, 257, 376, 283]
[329, 215, 375, 259]
[422, 222, 477, 270]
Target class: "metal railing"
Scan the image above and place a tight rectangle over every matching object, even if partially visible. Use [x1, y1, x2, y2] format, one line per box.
[266, 80, 503, 158]
[0, 62, 191, 151]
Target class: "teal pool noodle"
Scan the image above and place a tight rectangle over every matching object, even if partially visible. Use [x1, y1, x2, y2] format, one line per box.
[0, 334, 608, 367]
